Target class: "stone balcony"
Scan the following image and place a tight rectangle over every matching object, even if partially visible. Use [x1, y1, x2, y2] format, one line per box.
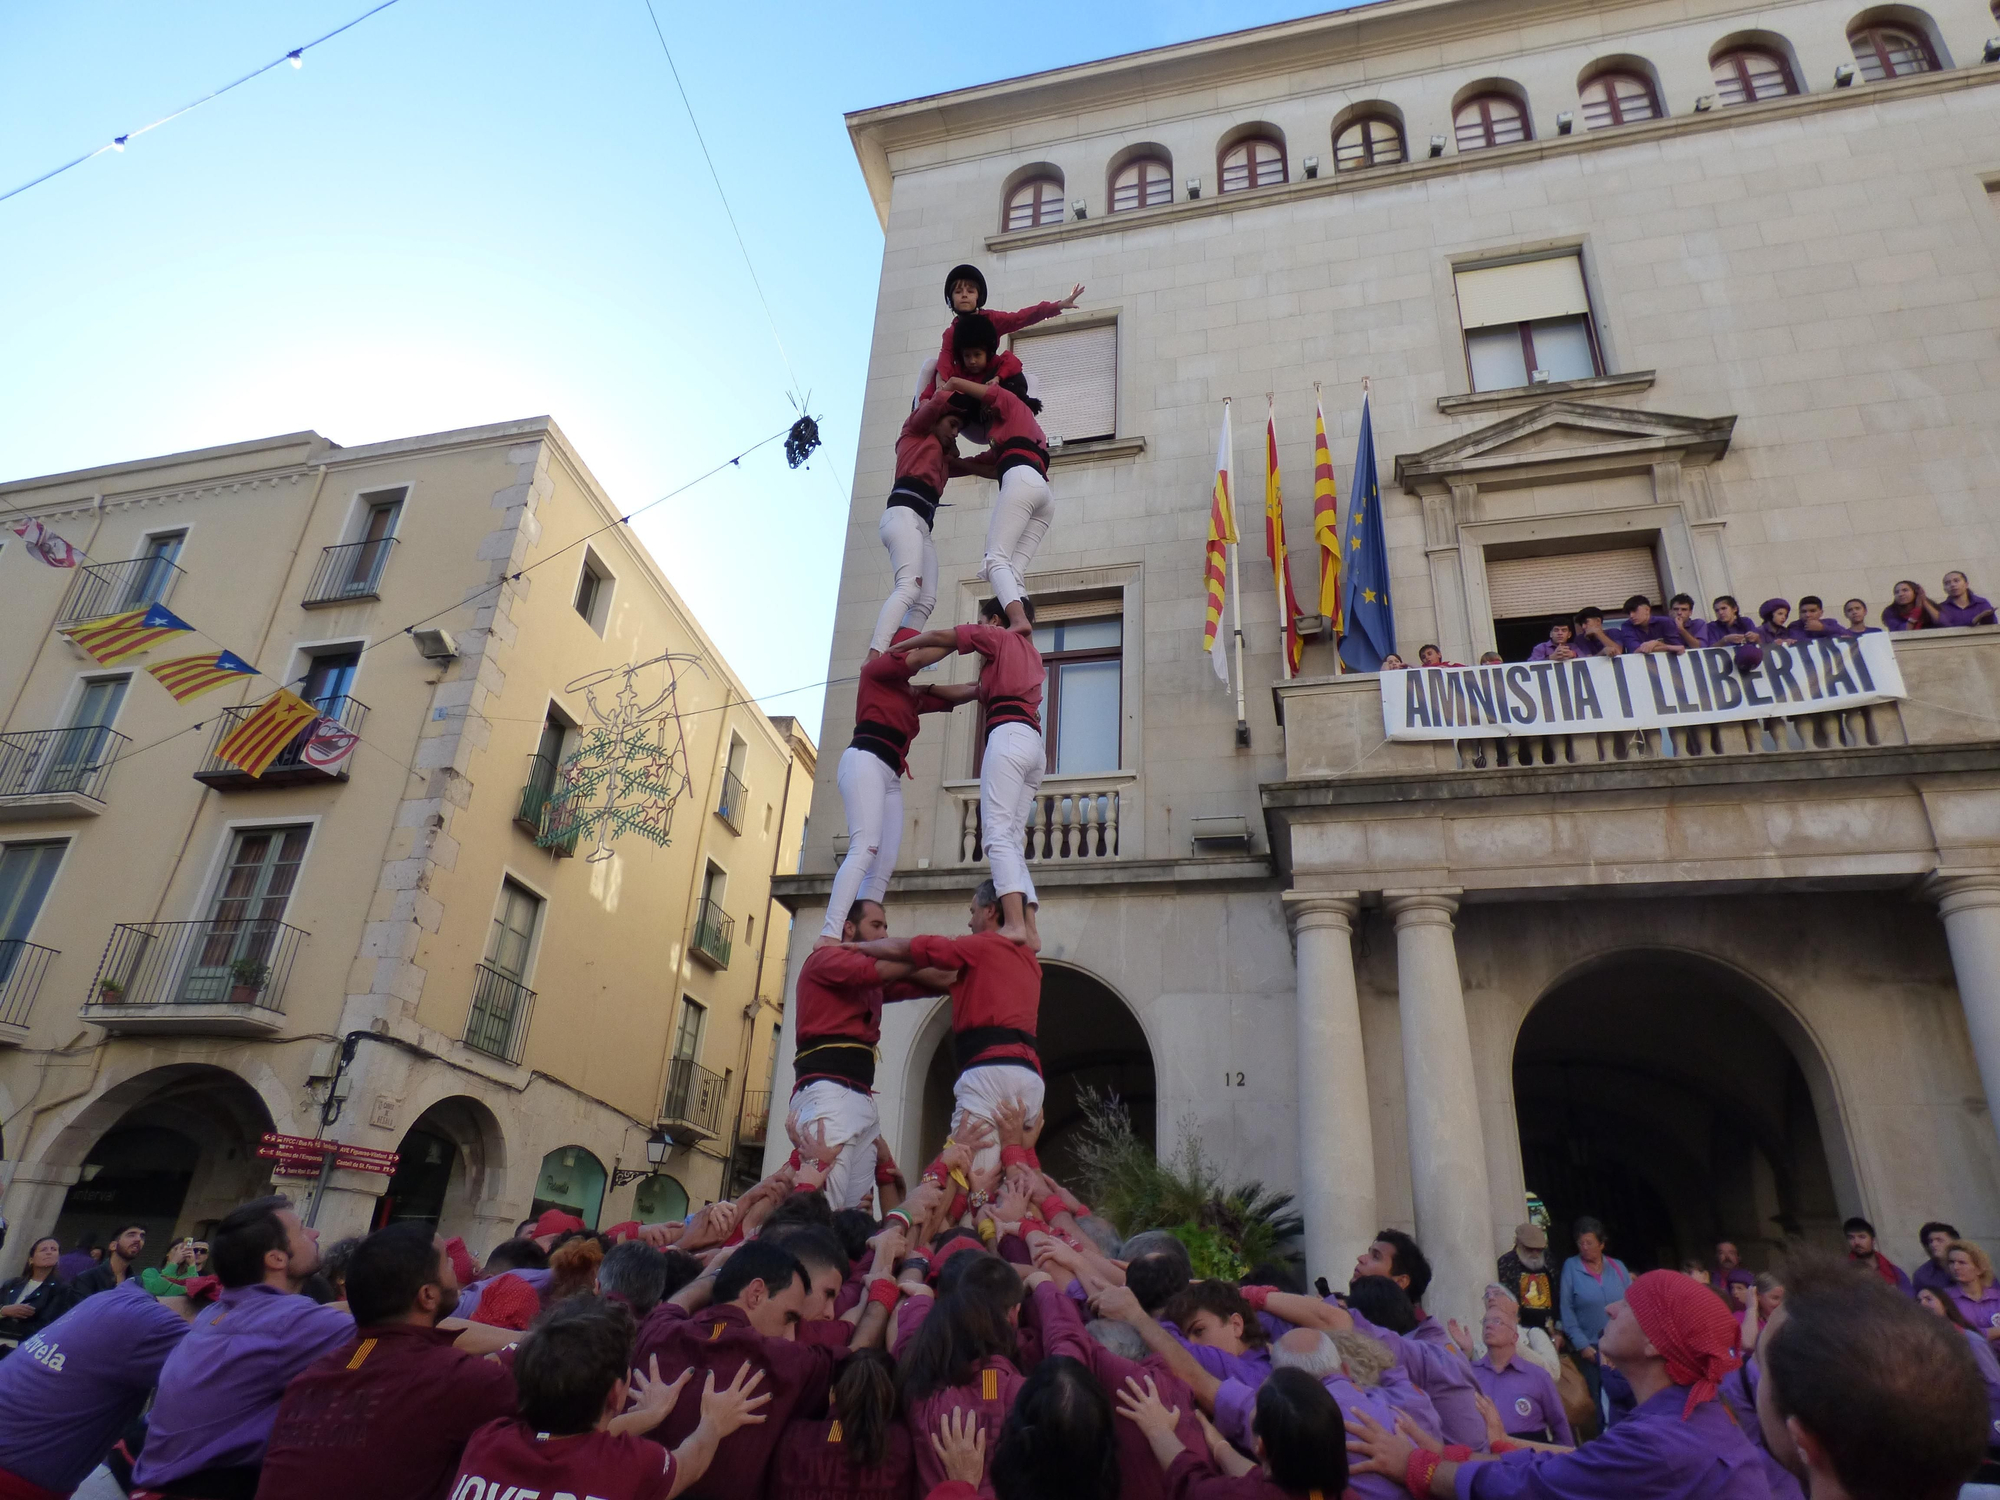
[1266, 630, 2000, 898]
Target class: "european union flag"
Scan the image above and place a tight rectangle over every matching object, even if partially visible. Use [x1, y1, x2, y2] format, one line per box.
[1338, 394, 1396, 672]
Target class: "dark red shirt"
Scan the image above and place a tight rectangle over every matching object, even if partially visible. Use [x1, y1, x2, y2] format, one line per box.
[450, 1419, 676, 1500]
[631, 1303, 835, 1500]
[770, 1416, 915, 1500]
[1166, 1450, 1319, 1500]
[975, 384, 1049, 475]
[906, 931, 1040, 1071]
[894, 393, 978, 504]
[953, 624, 1043, 727]
[793, 947, 937, 1091]
[935, 302, 1063, 386]
[254, 1324, 514, 1500]
[852, 652, 954, 777]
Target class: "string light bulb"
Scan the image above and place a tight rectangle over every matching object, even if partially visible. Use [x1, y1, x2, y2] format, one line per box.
[287, 50, 304, 68]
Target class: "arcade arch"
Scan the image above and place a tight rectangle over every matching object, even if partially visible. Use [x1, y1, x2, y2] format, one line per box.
[1512, 950, 1850, 1272]
[376, 1094, 509, 1234]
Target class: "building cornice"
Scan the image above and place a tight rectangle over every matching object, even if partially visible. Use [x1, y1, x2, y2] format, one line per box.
[970, 67, 1998, 252]
[770, 852, 1278, 909]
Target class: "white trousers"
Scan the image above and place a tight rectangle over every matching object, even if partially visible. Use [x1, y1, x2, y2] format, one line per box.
[982, 466, 1054, 609]
[789, 1080, 881, 1212]
[822, 747, 902, 938]
[870, 506, 939, 654]
[952, 1064, 1046, 1179]
[980, 721, 1044, 904]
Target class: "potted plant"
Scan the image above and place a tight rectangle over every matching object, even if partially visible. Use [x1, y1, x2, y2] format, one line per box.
[96, 977, 124, 1004]
[226, 958, 270, 1006]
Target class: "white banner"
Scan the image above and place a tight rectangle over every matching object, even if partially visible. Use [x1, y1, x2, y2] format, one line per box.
[1380, 634, 1906, 741]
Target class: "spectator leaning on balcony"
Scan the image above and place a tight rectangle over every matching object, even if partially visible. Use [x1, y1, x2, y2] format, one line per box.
[1416, 644, 1464, 668]
[1613, 595, 1685, 654]
[1788, 596, 1853, 642]
[1753, 598, 1793, 643]
[1664, 593, 1708, 650]
[1938, 570, 1998, 628]
[1703, 596, 1755, 647]
[1572, 607, 1622, 657]
[1882, 579, 1936, 631]
[1843, 598, 1880, 634]
[1379, 653, 1407, 670]
[1527, 623, 1577, 662]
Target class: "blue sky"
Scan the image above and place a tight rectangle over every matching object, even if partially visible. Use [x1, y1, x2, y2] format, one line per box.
[0, 1, 1350, 736]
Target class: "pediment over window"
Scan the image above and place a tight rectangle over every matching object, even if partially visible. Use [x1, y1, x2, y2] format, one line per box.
[1395, 401, 1735, 495]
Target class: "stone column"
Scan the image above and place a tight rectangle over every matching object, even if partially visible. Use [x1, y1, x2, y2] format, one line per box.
[1385, 889, 1493, 1325]
[1932, 876, 2000, 1155]
[1283, 892, 1375, 1284]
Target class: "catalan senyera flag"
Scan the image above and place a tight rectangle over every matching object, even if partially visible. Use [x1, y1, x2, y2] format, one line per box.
[1202, 401, 1238, 684]
[1312, 394, 1342, 630]
[63, 603, 195, 666]
[146, 650, 258, 703]
[1264, 406, 1306, 678]
[214, 690, 319, 779]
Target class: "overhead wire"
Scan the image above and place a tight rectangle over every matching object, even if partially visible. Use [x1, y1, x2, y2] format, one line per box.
[0, 0, 408, 206]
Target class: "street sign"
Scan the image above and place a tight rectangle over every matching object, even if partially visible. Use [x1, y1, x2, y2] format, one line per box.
[258, 1132, 399, 1177]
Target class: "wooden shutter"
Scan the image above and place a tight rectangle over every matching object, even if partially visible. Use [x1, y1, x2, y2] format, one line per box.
[1486, 548, 1661, 617]
[1012, 323, 1116, 443]
[1455, 256, 1590, 331]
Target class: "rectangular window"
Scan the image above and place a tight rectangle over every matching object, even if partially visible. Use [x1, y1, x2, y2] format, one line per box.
[0, 840, 65, 952]
[1455, 256, 1602, 392]
[672, 997, 707, 1061]
[717, 734, 747, 829]
[1032, 613, 1123, 774]
[344, 490, 403, 594]
[42, 677, 129, 794]
[123, 531, 186, 610]
[486, 878, 543, 981]
[183, 826, 310, 1000]
[301, 650, 361, 712]
[574, 552, 612, 631]
[1487, 546, 1662, 660]
[1011, 323, 1117, 444]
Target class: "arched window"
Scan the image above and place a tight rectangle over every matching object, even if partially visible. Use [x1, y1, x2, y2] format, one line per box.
[1711, 47, 1799, 104]
[1579, 71, 1661, 127]
[1005, 175, 1065, 232]
[1849, 23, 1937, 79]
[1334, 115, 1405, 171]
[1220, 136, 1285, 192]
[1110, 155, 1172, 212]
[1454, 93, 1530, 151]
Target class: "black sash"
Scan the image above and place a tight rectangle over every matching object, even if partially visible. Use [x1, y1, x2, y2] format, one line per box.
[792, 1035, 876, 1091]
[984, 694, 1040, 736]
[851, 718, 910, 774]
[954, 1025, 1041, 1074]
[994, 437, 1048, 477]
[887, 478, 941, 527]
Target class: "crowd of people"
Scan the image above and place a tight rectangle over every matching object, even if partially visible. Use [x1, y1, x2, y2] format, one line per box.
[1375, 572, 1997, 671]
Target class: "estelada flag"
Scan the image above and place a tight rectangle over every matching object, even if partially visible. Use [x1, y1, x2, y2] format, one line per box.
[1203, 401, 1237, 685]
[1264, 405, 1306, 677]
[1312, 393, 1342, 629]
[147, 650, 257, 703]
[215, 690, 319, 779]
[64, 604, 194, 666]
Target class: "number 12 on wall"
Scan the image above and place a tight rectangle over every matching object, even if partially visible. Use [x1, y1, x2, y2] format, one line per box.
[1223, 1071, 1245, 1087]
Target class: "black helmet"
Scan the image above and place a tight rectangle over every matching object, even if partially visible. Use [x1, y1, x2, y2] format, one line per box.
[945, 263, 988, 308]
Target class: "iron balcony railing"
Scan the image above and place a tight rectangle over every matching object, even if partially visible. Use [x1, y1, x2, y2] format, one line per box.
[302, 537, 398, 606]
[89, 918, 306, 1013]
[194, 695, 367, 787]
[465, 961, 535, 1064]
[0, 940, 57, 1030]
[662, 1058, 726, 1137]
[57, 555, 186, 626]
[715, 768, 747, 831]
[0, 726, 128, 802]
[515, 753, 578, 856]
[690, 897, 733, 968]
[738, 1089, 772, 1146]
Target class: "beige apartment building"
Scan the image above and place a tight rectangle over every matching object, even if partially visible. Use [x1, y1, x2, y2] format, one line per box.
[0, 417, 810, 1269]
[773, 0, 2000, 1322]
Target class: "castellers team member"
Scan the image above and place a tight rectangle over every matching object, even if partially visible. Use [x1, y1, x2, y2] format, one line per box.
[791, 899, 959, 1211]
[867, 390, 990, 657]
[843, 877, 1043, 1178]
[942, 321, 1051, 638]
[912, 263, 1082, 410]
[891, 596, 1046, 945]
[821, 630, 976, 943]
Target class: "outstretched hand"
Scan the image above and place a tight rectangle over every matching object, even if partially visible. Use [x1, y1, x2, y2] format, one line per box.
[932, 1407, 987, 1486]
[700, 1363, 771, 1437]
[624, 1356, 692, 1432]
[1113, 1374, 1181, 1439]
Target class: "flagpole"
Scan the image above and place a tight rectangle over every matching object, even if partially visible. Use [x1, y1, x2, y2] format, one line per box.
[1267, 396, 1292, 684]
[1227, 399, 1249, 745]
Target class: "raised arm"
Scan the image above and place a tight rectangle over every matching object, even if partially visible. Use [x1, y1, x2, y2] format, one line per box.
[1090, 1284, 1221, 1411]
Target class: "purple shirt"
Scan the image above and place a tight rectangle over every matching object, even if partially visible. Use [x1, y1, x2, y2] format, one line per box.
[135, 1282, 355, 1485]
[452, 1265, 554, 1321]
[1350, 1310, 1485, 1450]
[1527, 639, 1576, 662]
[1939, 594, 1997, 628]
[1962, 1327, 2000, 1447]
[1912, 1258, 1954, 1298]
[1952, 1283, 2000, 1337]
[1786, 619, 1853, 642]
[1612, 617, 1680, 653]
[1453, 1381, 1771, 1500]
[1471, 1352, 1573, 1446]
[1216, 1372, 1403, 1500]
[0, 1278, 189, 1491]
[54, 1250, 97, 1282]
[1159, 1319, 1273, 1389]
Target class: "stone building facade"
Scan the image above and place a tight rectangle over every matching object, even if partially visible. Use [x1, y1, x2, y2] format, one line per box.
[0, 418, 809, 1269]
[773, 0, 2000, 1322]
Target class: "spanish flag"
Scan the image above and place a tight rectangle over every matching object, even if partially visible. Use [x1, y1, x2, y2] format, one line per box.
[64, 603, 194, 666]
[215, 690, 320, 779]
[1264, 404, 1306, 679]
[1203, 401, 1237, 684]
[1312, 393, 1342, 631]
[147, 650, 257, 703]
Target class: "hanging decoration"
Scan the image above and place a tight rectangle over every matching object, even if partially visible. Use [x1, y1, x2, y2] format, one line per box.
[540, 652, 707, 863]
[10, 517, 84, 568]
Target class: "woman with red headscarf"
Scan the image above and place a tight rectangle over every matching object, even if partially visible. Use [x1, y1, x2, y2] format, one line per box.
[1344, 1269, 1771, 1498]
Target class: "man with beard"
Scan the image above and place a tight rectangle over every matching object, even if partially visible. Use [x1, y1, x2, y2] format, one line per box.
[1494, 1224, 1554, 1337]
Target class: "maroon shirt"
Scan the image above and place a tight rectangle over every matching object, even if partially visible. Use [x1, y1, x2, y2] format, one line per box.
[851, 652, 955, 777]
[254, 1324, 515, 1500]
[935, 302, 1063, 386]
[894, 393, 979, 504]
[1165, 1450, 1317, 1500]
[793, 946, 937, 1091]
[906, 931, 1041, 1072]
[953, 623, 1043, 729]
[632, 1303, 835, 1500]
[451, 1419, 676, 1500]
[770, 1416, 915, 1500]
[974, 384, 1049, 476]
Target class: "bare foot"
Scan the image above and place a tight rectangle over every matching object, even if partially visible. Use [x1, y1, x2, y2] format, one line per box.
[998, 921, 1030, 945]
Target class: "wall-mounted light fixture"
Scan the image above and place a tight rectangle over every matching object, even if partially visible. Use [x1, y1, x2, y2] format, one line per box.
[1186, 177, 1202, 200]
[1303, 155, 1320, 179]
[1429, 135, 1447, 157]
[1556, 111, 1574, 134]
